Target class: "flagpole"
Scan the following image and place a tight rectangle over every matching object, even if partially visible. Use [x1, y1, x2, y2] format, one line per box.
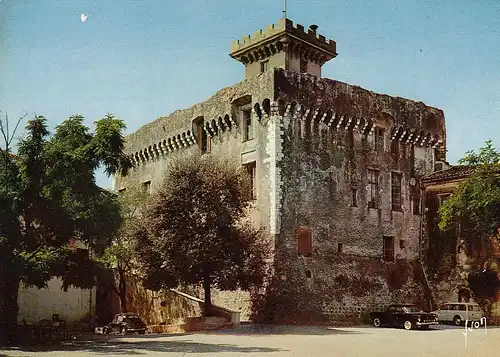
[283, 0, 287, 19]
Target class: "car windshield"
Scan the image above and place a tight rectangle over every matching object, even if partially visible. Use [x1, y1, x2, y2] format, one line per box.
[403, 306, 421, 313]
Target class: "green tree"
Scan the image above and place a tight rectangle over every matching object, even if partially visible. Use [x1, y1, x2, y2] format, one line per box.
[97, 185, 149, 313]
[438, 139, 500, 316]
[135, 154, 270, 315]
[0, 113, 130, 345]
[458, 139, 500, 166]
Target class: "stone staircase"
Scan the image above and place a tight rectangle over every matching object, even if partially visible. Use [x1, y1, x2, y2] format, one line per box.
[147, 289, 241, 333]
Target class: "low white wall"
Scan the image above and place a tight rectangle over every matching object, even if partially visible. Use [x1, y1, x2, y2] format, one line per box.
[17, 277, 95, 324]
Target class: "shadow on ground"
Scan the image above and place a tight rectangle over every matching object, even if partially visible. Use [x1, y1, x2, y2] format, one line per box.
[206, 324, 364, 336]
[1, 338, 284, 355]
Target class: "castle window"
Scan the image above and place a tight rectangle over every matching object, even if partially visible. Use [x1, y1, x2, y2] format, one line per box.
[244, 161, 256, 200]
[351, 188, 357, 207]
[391, 172, 402, 211]
[300, 58, 307, 73]
[337, 243, 344, 253]
[391, 140, 399, 157]
[194, 118, 208, 154]
[118, 188, 126, 194]
[260, 60, 268, 73]
[206, 135, 212, 153]
[399, 240, 405, 249]
[142, 181, 151, 194]
[375, 127, 385, 151]
[243, 109, 253, 141]
[383, 236, 395, 262]
[296, 227, 312, 257]
[367, 169, 379, 209]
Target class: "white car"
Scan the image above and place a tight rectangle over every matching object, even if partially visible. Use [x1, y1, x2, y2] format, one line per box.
[431, 302, 483, 326]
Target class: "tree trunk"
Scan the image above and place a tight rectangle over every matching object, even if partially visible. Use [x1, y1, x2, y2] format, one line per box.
[0, 278, 20, 346]
[203, 273, 212, 317]
[118, 269, 127, 313]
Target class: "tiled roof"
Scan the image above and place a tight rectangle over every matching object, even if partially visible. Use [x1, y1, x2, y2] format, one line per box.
[422, 165, 476, 182]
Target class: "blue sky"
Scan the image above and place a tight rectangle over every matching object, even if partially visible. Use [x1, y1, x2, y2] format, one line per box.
[1, 0, 499, 188]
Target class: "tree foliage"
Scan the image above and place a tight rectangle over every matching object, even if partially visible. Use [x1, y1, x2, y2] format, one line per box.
[438, 139, 500, 316]
[97, 185, 149, 312]
[439, 140, 500, 243]
[458, 139, 500, 166]
[134, 154, 271, 313]
[0, 112, 130, 345]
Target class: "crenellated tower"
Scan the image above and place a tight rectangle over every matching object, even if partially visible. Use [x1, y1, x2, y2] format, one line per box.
[230, 18, 337, 79]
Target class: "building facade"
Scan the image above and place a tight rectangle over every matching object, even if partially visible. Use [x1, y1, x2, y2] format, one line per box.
[421, 165, 500, 321]
[114, 18, 446, 323]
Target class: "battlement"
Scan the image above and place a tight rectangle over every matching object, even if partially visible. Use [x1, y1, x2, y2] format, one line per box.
[230, 18, 336, 56]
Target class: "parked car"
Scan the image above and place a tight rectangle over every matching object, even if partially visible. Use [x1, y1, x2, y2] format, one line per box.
[430, 302, 483, 326]
[370, 304, 438, 330]
[103, 313, 147, 335]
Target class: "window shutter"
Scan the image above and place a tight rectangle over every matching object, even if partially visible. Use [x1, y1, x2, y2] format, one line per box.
[296, 227, 312, 257]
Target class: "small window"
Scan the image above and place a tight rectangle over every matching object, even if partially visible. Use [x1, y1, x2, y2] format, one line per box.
[206, 135, 212, 153]
[375, 128, 385, 151]
[367, 169, 379, 209]
[260, 60, 268, 73]
[142, 181, 151, 194]
[305, 270, 312, 279]
[351, 188, 357, 207]
[337, 243, 343, 253]
[243, 109, 253, 141]
[195, 118, 208, 154]
[391, 140, 399, 156]
[244, 162, 256, 200]
[118, 188, 126, 194]
[296, 227, 312, 257]
[399, 240, 405, 249]
[391, 172, 402, 211]
[300, 59, 307, 73]
[383, 236, 395, 262]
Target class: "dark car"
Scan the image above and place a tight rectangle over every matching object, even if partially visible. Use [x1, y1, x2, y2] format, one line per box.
[104, 313, 147, 335]
[369, 304, 438, 330]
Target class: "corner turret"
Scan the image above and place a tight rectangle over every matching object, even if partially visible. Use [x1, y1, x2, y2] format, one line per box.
[230, 18, 337, 79]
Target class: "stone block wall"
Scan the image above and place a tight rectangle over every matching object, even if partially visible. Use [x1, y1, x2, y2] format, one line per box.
[123, 274, 202, 325]
[252, 253, 427, 324]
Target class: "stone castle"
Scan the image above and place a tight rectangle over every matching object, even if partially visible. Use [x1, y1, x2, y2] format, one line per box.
[114, 17, 448, 323]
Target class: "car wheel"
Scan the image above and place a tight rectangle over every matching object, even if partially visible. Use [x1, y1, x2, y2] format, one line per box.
[453, 316, 462, 326]
[120, 326, 127, 335]
[403, 320, 413, 330]
[373, 318, 381, 327]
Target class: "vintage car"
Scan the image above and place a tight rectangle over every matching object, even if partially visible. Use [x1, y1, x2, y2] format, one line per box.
[430, 302, 484, 326]
[102, 313, 148, 335]
[369, 304, 438, 330]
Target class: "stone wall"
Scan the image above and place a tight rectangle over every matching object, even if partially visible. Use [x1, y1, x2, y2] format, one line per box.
[121, 274, 202, 325]
[252, 253, 427, 324]
[258, 69, 445, 323]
